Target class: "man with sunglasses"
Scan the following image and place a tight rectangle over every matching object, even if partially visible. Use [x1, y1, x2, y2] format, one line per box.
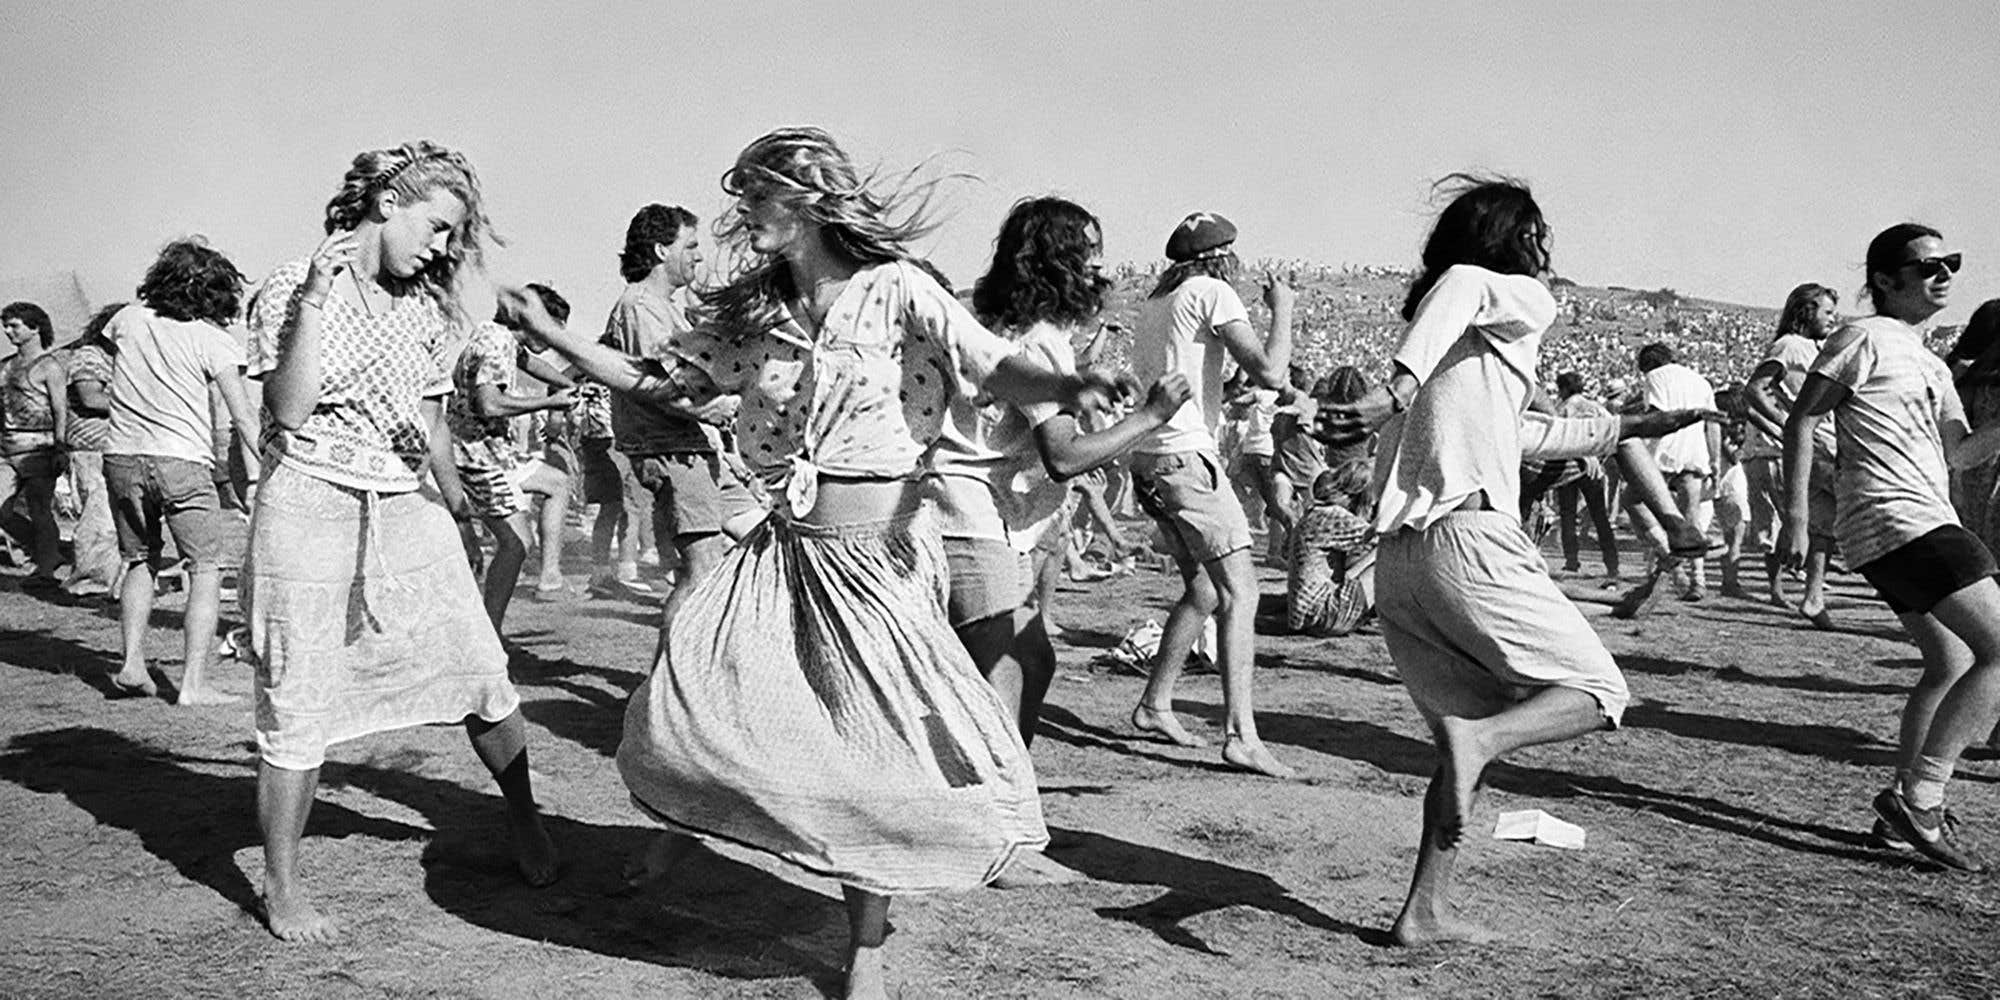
[1781, 223, 2000, 872]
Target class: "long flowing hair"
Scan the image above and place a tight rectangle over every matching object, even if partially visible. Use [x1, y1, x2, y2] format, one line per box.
[1147, 253, 1241, 300]
[701, 127, 954, 339]
[1772, 282, 1836, 343]
[972, 197, 1110, 332]
[1401, 174, 1551, 322]
[322, 139, 495, 324]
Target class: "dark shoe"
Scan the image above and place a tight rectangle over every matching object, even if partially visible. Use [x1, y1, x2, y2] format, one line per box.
[1872, 809, 1962, 851]
[1874, 788, 1983, 872]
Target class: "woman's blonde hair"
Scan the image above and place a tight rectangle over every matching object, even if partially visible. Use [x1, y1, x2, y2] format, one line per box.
[322, 140, 495, 322]
[702, 127, 955, 338]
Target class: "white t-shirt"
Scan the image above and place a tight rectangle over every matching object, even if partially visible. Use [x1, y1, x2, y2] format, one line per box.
[104, 303, 246, 465]
[1642, 362, 1715, 475]
[1132, 275, 1248, 454]
[931, 320, 1071, 544]
[1812, 315, 1965, 567]
[1742, 334, 1836, 461]
[1373, 265, 1620, 534]
[1236, 389, 1280, 457]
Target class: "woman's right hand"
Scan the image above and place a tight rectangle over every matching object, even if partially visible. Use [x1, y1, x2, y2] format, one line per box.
[495, 286, 560, 345]
[303, 230, 357, 304]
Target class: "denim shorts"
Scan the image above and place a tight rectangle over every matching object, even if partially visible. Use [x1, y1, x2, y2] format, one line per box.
[102, 453, 228, 568]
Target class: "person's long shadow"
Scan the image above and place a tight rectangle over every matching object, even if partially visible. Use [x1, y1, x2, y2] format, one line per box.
[0, 726, 854, 991]
[1173, 705, 1908, 866]
[325, 759, 853, 990]
[0, 726, 421, 917]
[1047, 825, 1392, 952]
[0, 626, 173, 699]
[1616, 652, 1913, 697]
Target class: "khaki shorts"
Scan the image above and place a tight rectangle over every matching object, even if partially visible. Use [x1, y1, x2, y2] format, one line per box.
[1376, 511, 1629, 728]
[1130, 450, 1252, 563]
[942, 534, 1031, 628]
[634, 451, 759, 541]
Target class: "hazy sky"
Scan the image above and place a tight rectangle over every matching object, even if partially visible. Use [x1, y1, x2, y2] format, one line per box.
[5, 1, 1997, 334]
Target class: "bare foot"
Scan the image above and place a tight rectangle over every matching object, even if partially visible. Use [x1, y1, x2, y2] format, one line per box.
[620, 831, 696, 892]
[263, 887, 338, 943]
[1221, 736, 1299, 780]
[510, 809, 559, 888]
[1433, 717, 1488, 850]
[1800, 604, 1835, 631]
[1132, 704, 1207, 748]
[844, 943, 888, 1000]
[991, 850, 1085, 890]
[1391, 910, 1503, 947]
[176, 686, 241, 706]
[1766, 592, 1794, 611]
[107, 669, 157, 699]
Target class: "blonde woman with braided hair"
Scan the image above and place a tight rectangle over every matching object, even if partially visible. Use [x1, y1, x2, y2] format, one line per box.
[513, 126, 1118, 1000]
[244, 140, 555, 944]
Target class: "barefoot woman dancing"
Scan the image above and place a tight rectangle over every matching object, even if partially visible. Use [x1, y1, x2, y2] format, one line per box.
[1323, 176, 1714, 944]
[245, 141, 555, 942]
[514, 128, 1113, 1000]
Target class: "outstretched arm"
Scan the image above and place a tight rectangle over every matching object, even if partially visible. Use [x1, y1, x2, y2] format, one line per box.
[1033, 374, 1192, 481]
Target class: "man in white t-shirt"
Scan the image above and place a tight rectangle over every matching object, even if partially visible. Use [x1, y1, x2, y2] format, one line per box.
[1635, 342, 1721, 599]
[101, 239, 261, 706]
[1125, 211, 1297, 779]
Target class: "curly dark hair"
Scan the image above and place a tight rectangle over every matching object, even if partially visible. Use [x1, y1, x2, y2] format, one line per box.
[971, 197, 1110, 331]
[0, 302, 55, 347]
[619, 204, 698, 283]
[136, 238, 246, 325]
[1402, 174, 1551, 322]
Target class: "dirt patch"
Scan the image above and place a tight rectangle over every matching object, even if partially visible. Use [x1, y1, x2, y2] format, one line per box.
[3, 533, 1998, 999]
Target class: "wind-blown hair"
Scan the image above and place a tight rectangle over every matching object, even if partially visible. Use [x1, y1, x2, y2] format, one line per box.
[619, 204, 698, 283]
[1148, 252, 1240, 300]
[1, 302, 54, 347]
[972, 197, 1110, 332]
[1401, 174, 1551, 322]
[1862, 222, 1943, 312]
[1773, 283, 1837, 342]
[137, 238, 246, 325]
[322, 140, 495, 322]
[76, 302, 125, 354]
[703, 127, 950, 339]
[1949, 298, 2000, 385]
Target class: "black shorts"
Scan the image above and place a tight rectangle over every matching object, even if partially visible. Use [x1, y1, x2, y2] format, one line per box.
[1855, 524, 1999, 615]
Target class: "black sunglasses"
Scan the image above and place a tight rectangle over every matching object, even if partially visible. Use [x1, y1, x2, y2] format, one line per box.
[1900, 253, 1963, 279]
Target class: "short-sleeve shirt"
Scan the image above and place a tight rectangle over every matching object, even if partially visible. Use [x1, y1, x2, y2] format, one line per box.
[1372, 265, 1621, 534]
[931, 319, 1075, 542]
[1811, 316, 1965, 567]
[1131, 275, 1250, 454]
[246, 259, 456, 493]
[604, 283, 710, 455]
[670, 260, 1015, 511]
[103, 303, 246, 465]
[64, 342, 114, 451]
[1742, 334, 1836, 461]
[1642, 362, 1716, 475]
[447, 320, 524, 470]
[1236, 389, 1280, 457]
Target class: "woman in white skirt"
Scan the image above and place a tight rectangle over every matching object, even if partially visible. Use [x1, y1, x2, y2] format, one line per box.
[509, 127, 1116, 1000]
[245, 140, 555, 943]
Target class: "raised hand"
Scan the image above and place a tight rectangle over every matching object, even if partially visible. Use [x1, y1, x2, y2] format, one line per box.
[303, 230, 358, 304]
[1261, 270, 1297, 311]
[1142, 372, 1193, 422]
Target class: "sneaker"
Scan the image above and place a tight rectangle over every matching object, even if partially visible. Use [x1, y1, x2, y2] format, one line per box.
[1873, 787, 1983, 872]
[1872, 810, 1963, 851]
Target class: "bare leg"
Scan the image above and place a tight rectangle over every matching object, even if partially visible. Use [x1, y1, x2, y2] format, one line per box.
[1797, 538, 1835, 628]
[466, 711, 558, 887]
[1909, 581, 2000, 766]
[1133, 550, 1216, 748]
[1898, 611, 1975, 772]
[112, 559, 159, 695]
[842, 886, 891, 1000]
[1614, 441, 1704, 555]
[481, 514, 530, 632]
[176, 564, 238, 705]
[1393, 687, 1603, 946]
[662, 533, 724, 633]
[1208, 547, 1295, 779]
[534, 490, 567, 590]
[259, 761, 336, 942]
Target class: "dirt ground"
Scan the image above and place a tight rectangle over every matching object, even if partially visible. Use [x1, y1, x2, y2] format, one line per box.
[4, 517, 1999, 1000]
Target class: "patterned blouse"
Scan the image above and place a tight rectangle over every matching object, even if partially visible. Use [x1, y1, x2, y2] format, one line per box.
[670, 260, 1015, 516]
[446, 320, 524, 471]
[248, 259, 456, 493]
[63, 342, 114, 451]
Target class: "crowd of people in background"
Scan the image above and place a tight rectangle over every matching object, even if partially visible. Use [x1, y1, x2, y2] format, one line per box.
[9, 128, 2000, 998]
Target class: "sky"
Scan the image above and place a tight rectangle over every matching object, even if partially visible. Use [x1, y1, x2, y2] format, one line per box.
[4, 0, 1997, 337]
